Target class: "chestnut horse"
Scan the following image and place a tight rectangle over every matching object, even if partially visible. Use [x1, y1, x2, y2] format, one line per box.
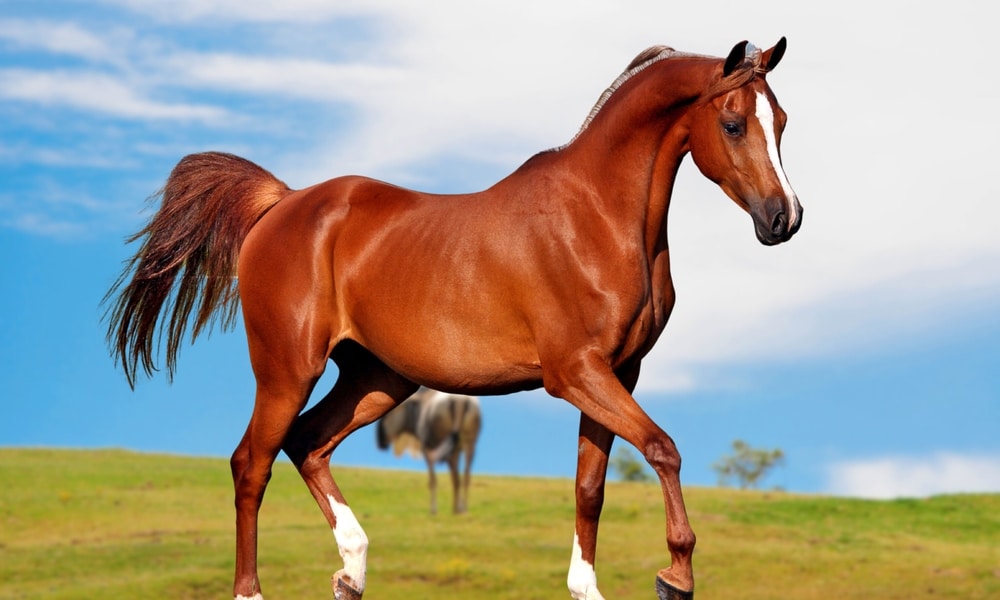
[376, 387, 482, 514]
[104, 38, 800, 600]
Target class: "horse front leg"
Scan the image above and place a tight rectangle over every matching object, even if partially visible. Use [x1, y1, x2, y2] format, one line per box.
[458, 442, 475, 514]
[546, 356, 696, 600]
[567, 412, 614, 600]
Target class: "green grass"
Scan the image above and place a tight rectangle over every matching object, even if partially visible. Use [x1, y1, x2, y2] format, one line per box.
[1, 448, 997, 599]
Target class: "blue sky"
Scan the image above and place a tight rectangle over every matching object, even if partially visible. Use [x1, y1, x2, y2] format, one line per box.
[1, 0, 997, 499]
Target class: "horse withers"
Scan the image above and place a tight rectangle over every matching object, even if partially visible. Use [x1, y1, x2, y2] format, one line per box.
[376, 387, 481, 514]
[105, 38, 801, 600]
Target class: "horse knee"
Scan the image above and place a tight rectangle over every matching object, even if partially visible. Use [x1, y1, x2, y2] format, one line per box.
[576, 476, 606, 521]
[233, 467, 272, 516]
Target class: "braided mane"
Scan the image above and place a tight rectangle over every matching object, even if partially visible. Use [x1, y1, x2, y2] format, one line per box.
[556, 45, 678, 149]
[555, 44, 763, 151]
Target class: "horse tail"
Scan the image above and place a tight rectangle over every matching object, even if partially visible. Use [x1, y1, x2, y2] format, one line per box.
[103, 151, 292, 388]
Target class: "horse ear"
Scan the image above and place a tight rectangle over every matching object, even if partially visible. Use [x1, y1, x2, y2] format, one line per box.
[763, 37, 787, 72]
[723, 40, 749, 77]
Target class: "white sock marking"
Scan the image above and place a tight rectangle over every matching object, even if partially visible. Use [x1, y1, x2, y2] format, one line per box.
[755, 91, 799, 226]
[328, 495, 368, 591]
[567, 533, 606, 600]
[235, 595, 263, 600]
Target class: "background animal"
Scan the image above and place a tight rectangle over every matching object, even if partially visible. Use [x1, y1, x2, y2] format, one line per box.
[377, 387, 482, 514]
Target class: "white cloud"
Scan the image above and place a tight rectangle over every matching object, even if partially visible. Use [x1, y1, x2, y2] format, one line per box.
[93, 0, 376, 23]
[4, 0, 999, 391]
[0, 18, 117, 63]
[0, 68, 227, 122]
[826, 453, 1000, 499]
[157, 52, 408, 104]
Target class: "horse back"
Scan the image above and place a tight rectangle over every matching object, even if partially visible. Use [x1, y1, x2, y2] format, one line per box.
[238, 170, 659, 394]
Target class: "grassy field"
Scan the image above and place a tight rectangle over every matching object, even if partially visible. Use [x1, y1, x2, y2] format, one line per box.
[0, 448, 997, 599]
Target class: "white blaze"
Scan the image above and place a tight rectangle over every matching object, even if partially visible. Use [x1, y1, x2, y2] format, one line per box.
[328, 495, 369, 591]
[755, 90, 798, 226]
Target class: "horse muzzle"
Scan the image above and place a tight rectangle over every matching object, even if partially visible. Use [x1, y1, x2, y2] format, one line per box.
[752, 197, 803, 246]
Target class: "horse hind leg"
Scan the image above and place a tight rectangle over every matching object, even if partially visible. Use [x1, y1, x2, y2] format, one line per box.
[446, 451, 461, 514]
[231, 379, 317, 600]
[458, 408, 480, 514]
[425, 452, 439, 515]
[458, 445, 472, 514]
[280, 342, 417, 598]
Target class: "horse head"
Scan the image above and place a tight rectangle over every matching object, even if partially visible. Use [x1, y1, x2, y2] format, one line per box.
[686, 37, 802, 246]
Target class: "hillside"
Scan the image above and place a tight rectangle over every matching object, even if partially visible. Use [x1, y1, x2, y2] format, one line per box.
[0, 449, 997, 599]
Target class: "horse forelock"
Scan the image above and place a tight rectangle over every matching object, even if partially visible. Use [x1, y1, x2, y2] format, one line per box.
[700, 46, 770, 103]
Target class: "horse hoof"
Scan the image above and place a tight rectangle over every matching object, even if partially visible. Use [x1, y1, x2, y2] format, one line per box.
[332, 572, 363, 600]
[655, 575, 693, 600]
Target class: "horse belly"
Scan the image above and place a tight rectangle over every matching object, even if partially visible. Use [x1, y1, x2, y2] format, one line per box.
[346, 285, 543, 393]
[336, 242, 539, 392]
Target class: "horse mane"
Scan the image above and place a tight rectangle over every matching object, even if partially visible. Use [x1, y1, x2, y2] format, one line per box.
[555, 45, 678, 150]
[553, 44, 763, 151]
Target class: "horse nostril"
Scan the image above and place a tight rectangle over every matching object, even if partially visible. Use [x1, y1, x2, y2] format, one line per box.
[770, 211, 787, 236]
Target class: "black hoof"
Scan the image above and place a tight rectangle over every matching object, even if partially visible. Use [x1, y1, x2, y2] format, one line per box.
[656, 575, 694, 600]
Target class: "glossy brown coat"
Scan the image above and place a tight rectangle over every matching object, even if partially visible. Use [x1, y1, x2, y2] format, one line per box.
[105, 38, 800, 600]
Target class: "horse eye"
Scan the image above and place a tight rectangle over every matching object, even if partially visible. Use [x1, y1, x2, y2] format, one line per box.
[722, 122, 742, 137]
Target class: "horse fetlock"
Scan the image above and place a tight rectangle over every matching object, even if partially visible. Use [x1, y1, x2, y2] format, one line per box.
[667, 528, 696, 556]
[328, 496, 368, 591]
[567, 534, 607, 600]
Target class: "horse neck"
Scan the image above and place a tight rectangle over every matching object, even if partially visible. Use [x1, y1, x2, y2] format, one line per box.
[555, 58, 717, 251]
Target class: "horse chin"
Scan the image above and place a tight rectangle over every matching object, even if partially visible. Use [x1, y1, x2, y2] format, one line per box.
[753, 223, 794, 246]
[752, 219, 780, 246]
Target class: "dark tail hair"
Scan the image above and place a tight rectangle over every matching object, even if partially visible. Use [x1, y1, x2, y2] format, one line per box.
[102, 152, 291, 388]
